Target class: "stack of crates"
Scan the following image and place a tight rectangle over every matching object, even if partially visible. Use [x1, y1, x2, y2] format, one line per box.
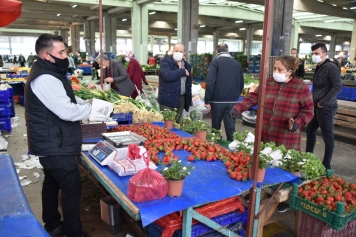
[247, 56, 261, 73]
[235, 53, 248, 71]
[0, 85, 13, 133]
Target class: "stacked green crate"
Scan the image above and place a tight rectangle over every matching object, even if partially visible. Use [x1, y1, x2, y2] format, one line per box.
[203, 54, 212, 79]
[195, 54, 204, 79]
[236, 53, 248, 71]
[189, 54, 198, 78]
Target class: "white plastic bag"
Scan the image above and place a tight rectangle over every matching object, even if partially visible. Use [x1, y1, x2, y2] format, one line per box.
[89, 98, 113, 119]
[108, 158, 157, 176]
[191, 84, 202, 96]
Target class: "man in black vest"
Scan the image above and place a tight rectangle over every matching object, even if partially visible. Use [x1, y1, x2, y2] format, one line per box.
[25, 34, 91, 237]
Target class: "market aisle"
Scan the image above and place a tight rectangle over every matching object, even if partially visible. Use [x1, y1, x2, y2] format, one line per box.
[6, 104, 356, 237]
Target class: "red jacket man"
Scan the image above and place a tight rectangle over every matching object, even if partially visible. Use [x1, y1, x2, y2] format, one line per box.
[126, 54, 148, 99]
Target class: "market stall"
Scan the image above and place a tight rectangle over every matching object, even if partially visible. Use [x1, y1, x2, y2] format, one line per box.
[77, 64, 92, 75]
[79, 122, 299, 237]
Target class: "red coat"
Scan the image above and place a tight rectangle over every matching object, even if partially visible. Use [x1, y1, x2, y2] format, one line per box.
[127, 59, 148, 99]
[233, 77, 314, 151]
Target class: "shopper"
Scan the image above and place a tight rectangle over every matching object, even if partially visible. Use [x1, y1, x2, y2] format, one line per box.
[306, 43, 342, 170]
[13, 55, 17, 65]
[125, 53, 149, 99]
[204, 44, 244, 142]
[230, 55, 314, 151]
[290, 48, 305, 79]
[24, 34, 91, 237]
[158, 43, 192, 123]
[0, 55, 3, 68]
[88, 54, 135, 97]
[68, 53, 76, 75]
[27, 52, 35, 68]
[18, 54, 26, 67]
[72, 52, 79, 67]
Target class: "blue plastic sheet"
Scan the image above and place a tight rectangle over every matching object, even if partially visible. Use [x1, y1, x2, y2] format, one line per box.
[0, 155, 50, 237]
[81, 123, 299, 226]
[83, 148, 299, 227]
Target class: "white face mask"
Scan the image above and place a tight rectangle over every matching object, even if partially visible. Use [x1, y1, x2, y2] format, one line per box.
[273, 71, 290, 83]
[173, 52, 183, 61]
[125, 57, 130, 62]
[312, 55, 323, 64]
[102, 66, 107, 69]
[291, 54, 297, 57]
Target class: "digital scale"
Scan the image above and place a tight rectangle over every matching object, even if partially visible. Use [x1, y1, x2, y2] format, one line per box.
[88, 132, 147, 166]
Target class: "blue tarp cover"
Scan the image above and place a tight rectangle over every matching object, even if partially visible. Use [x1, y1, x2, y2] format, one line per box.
[0, 154, 50, 237]
[82, 122, 299, 226]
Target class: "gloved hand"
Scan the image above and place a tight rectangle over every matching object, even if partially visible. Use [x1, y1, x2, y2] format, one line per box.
[229, 109, 240, 120]
[144, 81, 149, 85]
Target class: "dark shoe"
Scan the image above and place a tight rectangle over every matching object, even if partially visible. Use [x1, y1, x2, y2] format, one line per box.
[244, 194, 250, 202]
[46, 221, 65, 237]
[276, 203, 289, 213]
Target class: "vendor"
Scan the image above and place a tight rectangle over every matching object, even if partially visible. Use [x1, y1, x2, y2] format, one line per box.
[230, 55, 314, 152]
[88, 54, 135, 97]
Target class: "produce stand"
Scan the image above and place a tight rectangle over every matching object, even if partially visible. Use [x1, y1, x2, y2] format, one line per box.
[79, 122, 299, 237]
[0, 154, 50, 237]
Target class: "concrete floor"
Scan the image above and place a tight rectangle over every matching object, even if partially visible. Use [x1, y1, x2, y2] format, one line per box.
[5, 75, 356, 237]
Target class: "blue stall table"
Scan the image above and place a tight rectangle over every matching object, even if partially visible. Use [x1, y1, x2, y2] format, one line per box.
[79, 124, 299, 237]
[0, 154, 50, 237]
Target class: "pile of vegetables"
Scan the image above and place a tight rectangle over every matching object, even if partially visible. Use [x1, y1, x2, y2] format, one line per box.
[298, 176, 356, 213]
[179, 118, 222, 144]
[229, 130, 326, 180]
[70, 77, 162, 123]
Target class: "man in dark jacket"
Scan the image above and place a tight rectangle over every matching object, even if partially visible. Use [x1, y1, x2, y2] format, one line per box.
[158, 43, 192, 122]
[306, 43, 342, 170]
[204, 44, 244, 141]
[25, 34, 91, 237]
[18, 54, 26, 67]
[291, 48, 305, 79]
[88, 54, 135, 97]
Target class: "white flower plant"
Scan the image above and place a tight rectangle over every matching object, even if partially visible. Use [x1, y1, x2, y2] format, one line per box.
[159, 159, 194, 180]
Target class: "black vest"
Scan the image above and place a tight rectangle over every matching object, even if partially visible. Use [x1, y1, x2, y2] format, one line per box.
[25, 60, 82, 156]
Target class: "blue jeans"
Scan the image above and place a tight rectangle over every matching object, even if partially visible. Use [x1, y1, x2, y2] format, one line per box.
[39, 155, 83, 237]
[306, 104, 338, 169]
[211, 103, 236, 142]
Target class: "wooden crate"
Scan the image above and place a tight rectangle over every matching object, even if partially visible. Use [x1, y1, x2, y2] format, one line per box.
[335, 100, 356, 140]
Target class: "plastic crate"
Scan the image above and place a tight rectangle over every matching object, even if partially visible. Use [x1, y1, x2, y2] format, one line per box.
[290, 183, 356, 230]
[337, 86, 356, 101]
[0, 117, 11, 132]
[148, 210, 247, 237]
[0, 90, 9, 104]
[9, 106, 15, 117]
[199, 222, 245, 237]
[7, 87, 13, 98]
[20, 96, 24, 106]
[0, 104, 10, 117]
[111, 112, 133, 124]
[193, 77, 204, 83]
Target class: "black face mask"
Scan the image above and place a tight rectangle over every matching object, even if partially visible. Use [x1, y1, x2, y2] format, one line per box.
[47, 52, 69, 69]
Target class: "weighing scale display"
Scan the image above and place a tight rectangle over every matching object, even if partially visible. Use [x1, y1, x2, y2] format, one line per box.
[90, 141, 115, 162]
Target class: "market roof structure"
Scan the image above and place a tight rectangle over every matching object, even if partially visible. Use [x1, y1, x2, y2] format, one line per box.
[0, 0, 355, 45]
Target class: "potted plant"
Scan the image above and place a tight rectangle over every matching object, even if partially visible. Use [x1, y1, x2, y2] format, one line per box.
[161, 108, 177, 129]
[280, 150, 303, 176]
[207, 128, 222, 144]
[159, 159, 194, 197]
[190, 120, 210, 140]
[248, 152, 273, 182]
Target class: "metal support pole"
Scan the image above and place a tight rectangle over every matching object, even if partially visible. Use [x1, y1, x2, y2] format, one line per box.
[246, 0, 274, 236]
[99, 0, 103, 86]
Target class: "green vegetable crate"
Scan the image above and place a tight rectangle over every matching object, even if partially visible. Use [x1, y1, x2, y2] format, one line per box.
[290, 171, 356, 231]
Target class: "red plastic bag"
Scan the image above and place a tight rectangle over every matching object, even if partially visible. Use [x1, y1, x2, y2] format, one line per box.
[127, 144, 142, 160]
[128, 152, 168, 202]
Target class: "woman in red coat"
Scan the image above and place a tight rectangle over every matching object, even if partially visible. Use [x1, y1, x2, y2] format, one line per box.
[125, 53, 148, 99]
